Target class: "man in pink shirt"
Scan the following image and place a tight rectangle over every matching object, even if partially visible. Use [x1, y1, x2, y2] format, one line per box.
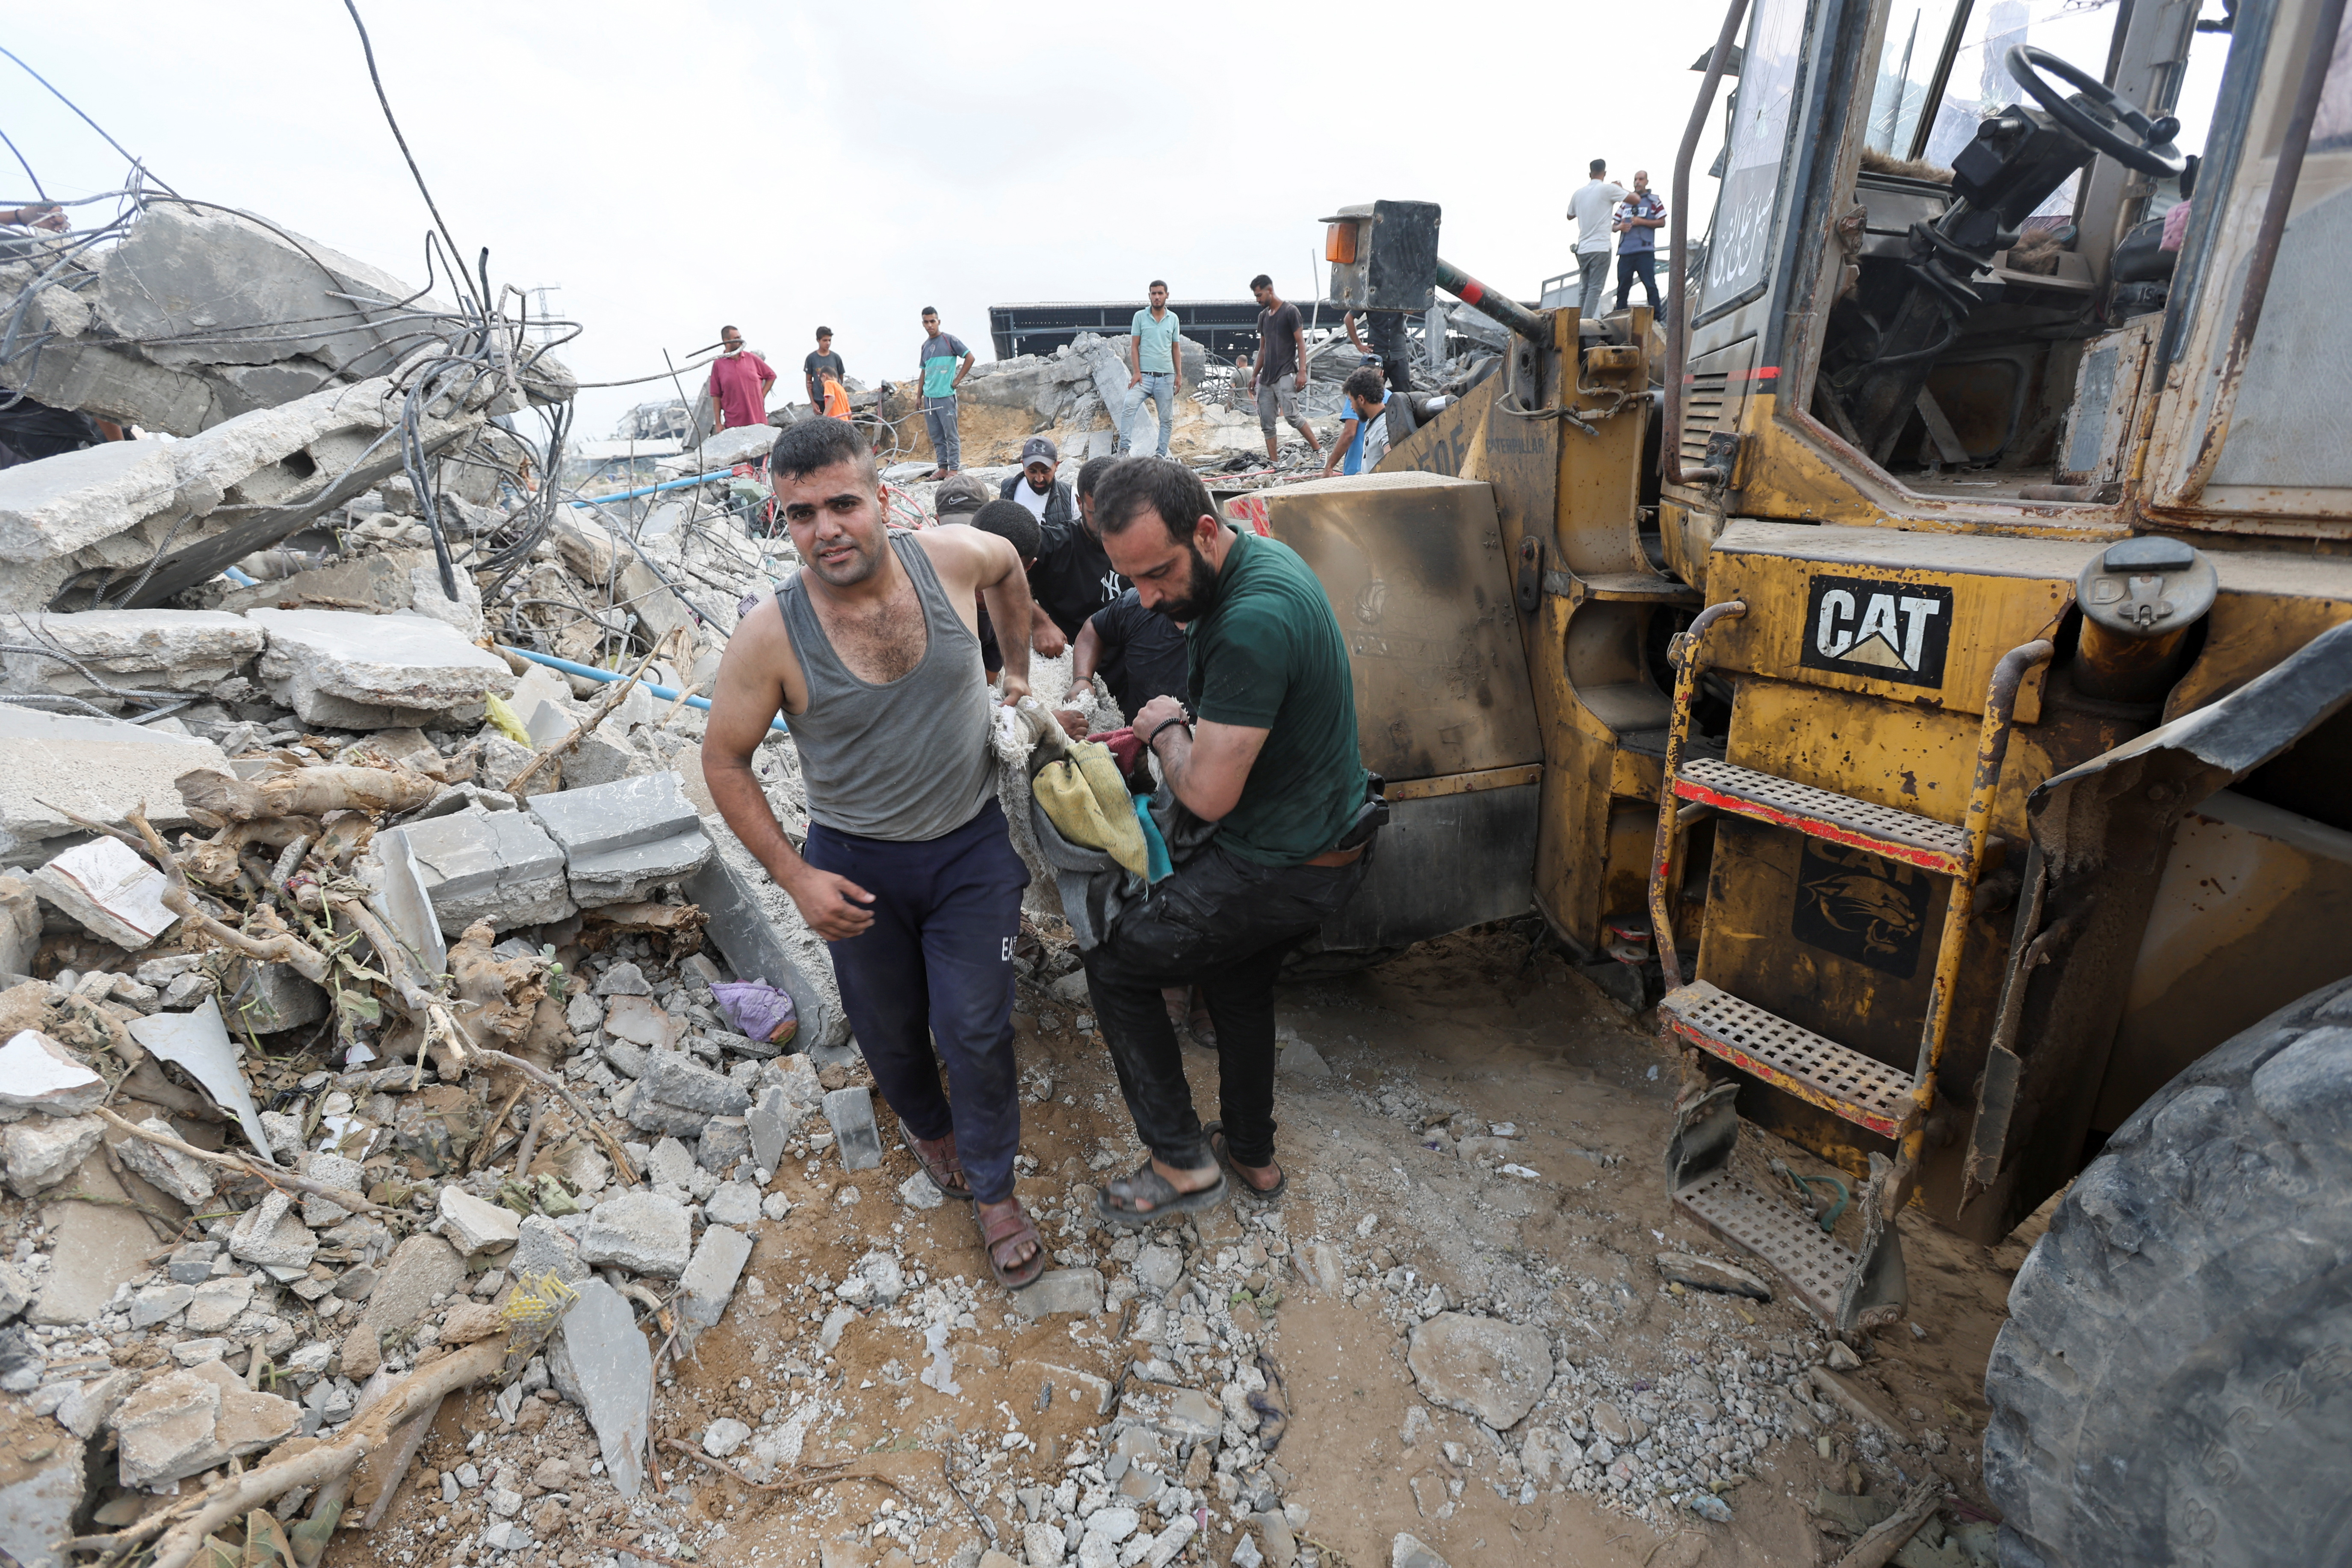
[706, 325, 777, 432]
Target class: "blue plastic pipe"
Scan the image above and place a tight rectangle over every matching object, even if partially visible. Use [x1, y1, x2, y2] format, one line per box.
[567, 469, 736, 508]
[499, 644, 787, 734]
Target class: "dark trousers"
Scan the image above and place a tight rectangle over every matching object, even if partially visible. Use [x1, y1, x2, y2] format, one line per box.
[1081, 841, 1369, 1171]
[1616, 251, 1661, 317]
[801, 798, 1031, 1203]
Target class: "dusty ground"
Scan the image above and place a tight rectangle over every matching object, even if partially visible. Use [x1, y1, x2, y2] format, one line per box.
[343, 922, 2044, 1568]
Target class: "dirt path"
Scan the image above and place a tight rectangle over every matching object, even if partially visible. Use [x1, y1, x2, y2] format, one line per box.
[358, 924, 2042, 1568]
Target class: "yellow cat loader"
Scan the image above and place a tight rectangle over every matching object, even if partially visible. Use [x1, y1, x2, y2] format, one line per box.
[1246, 0, 2352, 1559]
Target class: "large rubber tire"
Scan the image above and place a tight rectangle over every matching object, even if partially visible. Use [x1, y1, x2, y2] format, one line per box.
[1983, 974, 2352, 1568]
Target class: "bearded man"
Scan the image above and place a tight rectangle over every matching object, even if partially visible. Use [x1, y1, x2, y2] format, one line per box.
[1076, 458, 1381, 1226]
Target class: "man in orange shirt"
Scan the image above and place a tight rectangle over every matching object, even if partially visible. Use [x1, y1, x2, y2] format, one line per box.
[706, 325, 777, 432]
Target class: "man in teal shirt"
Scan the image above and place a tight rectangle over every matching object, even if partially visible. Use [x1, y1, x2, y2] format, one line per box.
[916, 307, 974, 475]
[1079, 457, 1379, 1228]
[1124, 281, 1182, 460]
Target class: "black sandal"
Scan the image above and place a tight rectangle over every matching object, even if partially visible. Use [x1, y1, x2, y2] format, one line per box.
[1095, 1160, 1228, 1229]
[1206, 1121, 1287, 1202]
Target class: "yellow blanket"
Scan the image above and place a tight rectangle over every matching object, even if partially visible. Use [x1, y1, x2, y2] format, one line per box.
[1032, 738, 1149, 878]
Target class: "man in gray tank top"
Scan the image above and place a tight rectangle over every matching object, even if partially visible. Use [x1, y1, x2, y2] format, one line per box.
[702, 418, 1051, 1289]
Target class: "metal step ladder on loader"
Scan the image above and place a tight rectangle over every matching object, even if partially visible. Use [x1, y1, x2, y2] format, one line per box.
[1644, 599, 2053, 1335]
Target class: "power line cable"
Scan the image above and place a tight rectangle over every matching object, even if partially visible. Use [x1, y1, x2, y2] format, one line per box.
[0, 46, 178, 196]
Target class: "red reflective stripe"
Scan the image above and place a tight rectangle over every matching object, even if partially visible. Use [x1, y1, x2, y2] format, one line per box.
[1458, 278, 1487, 305]
[1680, 366, 1782, 384]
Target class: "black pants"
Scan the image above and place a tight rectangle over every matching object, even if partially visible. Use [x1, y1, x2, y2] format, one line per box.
[1081, 840, 1369, 1171]
[1616, 251, 1661, 317]
[802, 799, 1030, 1203]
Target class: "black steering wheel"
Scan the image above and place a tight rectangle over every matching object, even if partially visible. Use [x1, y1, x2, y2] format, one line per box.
[2006, 44, 2188, 178]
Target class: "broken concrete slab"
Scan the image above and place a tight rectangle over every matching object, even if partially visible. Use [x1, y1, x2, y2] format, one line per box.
[641, 1052, 751, 1116]
[0, 1417, 83, 1568]
[615, 1081, 708, 1139]
[644, 1136, 697, 1190]
[697, 1118, 751, 1173]
[397, 808, 576, 938]
[27, 835, 178, 949]
[1011, 1268, 1105, 1320]
[439, 1187, 523, 1253]
[579, 1191, 692, 1278]
[513, 1214, 587, 1287]
[530, 771, 710, 906]
[0, 372, 491, 617]
[3, 1115, 105, 1199]
[111, 1359, 300, 1488]
[684, 820, 847, 1050]
[677, 1224, 752, 1334]
[28, 1151, 159, 1323]
[202, 548, 485, 642]
[112, 1116, 217, 1207]
[547, 1279, 651, 1498]
[0, 608, 265, 703]
[1405, 1312, 1555, 1429]
[0, 1031, 106, 1117]
[245, 607, 514, 729]
[748, 1085, 796, 1180]
[0, 708, 229, 868]
[702, 1180, 761, 1228]
[128, 998, 274, 1157]
[0, 437, 188, 564]
[184, 1275, 254, 1333]
[219, 958, 328, 1035]
[228, 1190, 317, 1271]
[357, 1235, 465, 1344]
[600, 993, 680, 1051]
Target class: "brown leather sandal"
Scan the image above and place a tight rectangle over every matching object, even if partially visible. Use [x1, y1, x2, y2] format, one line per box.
[901, 1126, 974, 1201]
[977, 1198, 1047, 1288]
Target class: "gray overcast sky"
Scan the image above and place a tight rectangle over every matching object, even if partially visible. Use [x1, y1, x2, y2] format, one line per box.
[5, 1, 1731, 437]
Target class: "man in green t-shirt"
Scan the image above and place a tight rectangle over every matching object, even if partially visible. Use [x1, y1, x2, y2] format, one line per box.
[1079, 457, 1378, 1227]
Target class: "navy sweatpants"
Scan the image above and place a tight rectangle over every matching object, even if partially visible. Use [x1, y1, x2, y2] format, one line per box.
[800, 798, 1031, 1203]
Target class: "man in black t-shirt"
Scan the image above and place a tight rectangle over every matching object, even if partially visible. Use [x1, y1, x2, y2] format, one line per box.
[1022, 456, 1130, 657]
[1054, 588, 1188, 739]
[803, 327, 848, 413]
[1249, 274, 1321, 463]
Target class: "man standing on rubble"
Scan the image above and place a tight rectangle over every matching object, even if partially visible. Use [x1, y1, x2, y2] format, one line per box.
[706, 325, 777, 434]
[1249, 275, 1321, 464]
[916, 308, 975, 476]
[702, 417, 1049, 1289]
[1613, 170, 1667, 322]
[1569, 159, 1629, 319]
[1080, 458, 1379, 1225]
[1124, 281, 1183, 459]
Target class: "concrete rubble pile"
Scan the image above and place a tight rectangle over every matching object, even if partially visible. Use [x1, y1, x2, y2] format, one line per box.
[0, 200, 576, 621]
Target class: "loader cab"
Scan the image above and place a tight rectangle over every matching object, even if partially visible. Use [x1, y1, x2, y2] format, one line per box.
[1674, 0, 2352, 539]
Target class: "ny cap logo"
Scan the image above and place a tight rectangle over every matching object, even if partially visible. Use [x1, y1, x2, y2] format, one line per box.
[1799, 574, 1953, 689]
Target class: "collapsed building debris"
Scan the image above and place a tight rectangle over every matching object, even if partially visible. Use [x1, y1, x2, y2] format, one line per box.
[0, 148, 2006, 1568]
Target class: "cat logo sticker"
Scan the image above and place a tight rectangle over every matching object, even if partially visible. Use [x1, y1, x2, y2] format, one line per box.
[1800, 574, 1953, 689]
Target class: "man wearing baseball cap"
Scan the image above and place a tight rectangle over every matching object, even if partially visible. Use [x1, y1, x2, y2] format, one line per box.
[1014, 450, 1129, 659]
